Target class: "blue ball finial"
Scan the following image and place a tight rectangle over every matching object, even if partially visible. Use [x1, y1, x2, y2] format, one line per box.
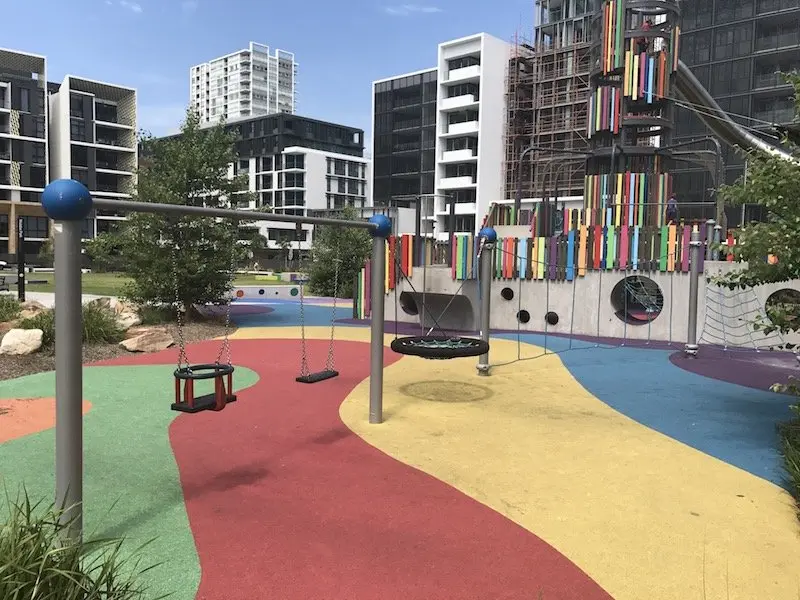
[478, 226, 497, 243]
[368, 214, 392, 238]
[42, 179, 93, 221]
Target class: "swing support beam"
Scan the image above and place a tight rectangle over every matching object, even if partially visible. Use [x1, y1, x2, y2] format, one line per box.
[42, 184, 390, 544]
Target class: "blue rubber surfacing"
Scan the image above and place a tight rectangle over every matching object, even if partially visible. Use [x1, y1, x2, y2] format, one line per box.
[496, 333, 792, 490]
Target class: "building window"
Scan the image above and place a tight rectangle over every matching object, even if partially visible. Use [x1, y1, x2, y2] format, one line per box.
[284, 190, 305, 206]
[70, 119, 86, 142]
[448, 56, 480, 70]
[284, 172, 304, 188]
[338, 178, 346, 193]
[259, 173, 273, 188]
[19, 88, 29, 112]
[334, 159, 346, 175]
[284, 153, 304, 169]
[348, 161, 361, 177]
[21, 216, 48, 239]
[347, 180, 359, 194]
[0, 214, 8, 237]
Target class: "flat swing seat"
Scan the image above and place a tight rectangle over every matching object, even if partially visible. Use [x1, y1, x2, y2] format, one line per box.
[172, 363, 237, 413]
[295, 369, 339, 384]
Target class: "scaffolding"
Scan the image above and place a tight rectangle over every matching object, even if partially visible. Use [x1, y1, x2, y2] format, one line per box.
[503, 0, 593, 206]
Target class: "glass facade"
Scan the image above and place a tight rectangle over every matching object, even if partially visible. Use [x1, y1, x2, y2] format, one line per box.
[372, 69, 437, 207]
[673, 0, 800, 221]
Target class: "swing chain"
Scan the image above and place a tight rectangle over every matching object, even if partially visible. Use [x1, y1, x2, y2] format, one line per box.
[297, 226, 310, 378]
[215, 222, 237, 367]
[325, 242, 340, 372]
[172, 237, 189, 371]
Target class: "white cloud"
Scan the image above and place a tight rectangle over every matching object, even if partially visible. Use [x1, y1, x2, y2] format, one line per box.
[119, 0, 143, 13]
[384, 4, 442, 16]
[181, 0, 198, 12]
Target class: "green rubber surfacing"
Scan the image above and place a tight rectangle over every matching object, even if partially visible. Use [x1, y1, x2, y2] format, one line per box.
[0, 364, 259, 600]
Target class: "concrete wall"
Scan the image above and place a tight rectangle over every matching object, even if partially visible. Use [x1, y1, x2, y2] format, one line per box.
[385, 261, 800, 347]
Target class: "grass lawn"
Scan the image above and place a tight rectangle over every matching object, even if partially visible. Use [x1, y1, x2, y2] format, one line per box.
[23, 272, 289, 296]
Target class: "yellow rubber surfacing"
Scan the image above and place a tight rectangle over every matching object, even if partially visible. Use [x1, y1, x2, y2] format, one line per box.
[233, 327, 800, 599]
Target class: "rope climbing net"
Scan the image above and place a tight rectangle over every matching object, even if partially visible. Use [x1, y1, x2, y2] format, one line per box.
[698, 282, 785, 352]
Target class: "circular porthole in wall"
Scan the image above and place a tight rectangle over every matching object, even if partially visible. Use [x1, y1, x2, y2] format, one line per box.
[765, 289, 800, 327]
[610, 275, 663, 325]
[545, 311, 559, 326]
[399, 291, 419, 316]
[501, 287, 514, 301]
[517, 310, 531, 324]
[258, 289, 265, 295]
[290, 288, 299, 297]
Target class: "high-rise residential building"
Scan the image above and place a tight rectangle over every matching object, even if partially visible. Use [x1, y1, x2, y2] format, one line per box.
[371, 33, 509, 238]
[673, 1, 800, 214]
[219, 112, 369, 250]
[190, 43, 298, 127]
[505, 0, 592, 203]
[372, 67, 438, 214]
[48, 76, 137, 240]
[0, 48, 48, 258]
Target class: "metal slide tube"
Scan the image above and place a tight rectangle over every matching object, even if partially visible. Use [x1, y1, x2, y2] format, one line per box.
[54, 220, 84, 541]
[685, 228, 702, 357]
[476, 242, 493, 375]
[91, 198, 378, 230]
[369, 236, 387, 423]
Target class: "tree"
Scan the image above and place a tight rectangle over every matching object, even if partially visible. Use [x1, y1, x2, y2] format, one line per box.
[716, 72, 800, 392]
[307, 206, 371, 298]
[119, 108, 252, 311]
[84, 232, 126, 272]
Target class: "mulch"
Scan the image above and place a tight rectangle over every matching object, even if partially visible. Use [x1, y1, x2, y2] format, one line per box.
[0, 322, 230, 381]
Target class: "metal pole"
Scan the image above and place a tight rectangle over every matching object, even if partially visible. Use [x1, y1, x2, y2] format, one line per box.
[54, 219, 84, 540]
[91, 198, 378, 231]
[369, 234, 387, 424]
[414, 196, 422, 267]
[713, 224, 723, 261]
[685, 227, 702, 357]
[476, 240, 493, 376]
[705, 219, 715, 261]
[16, 217, 25, 302]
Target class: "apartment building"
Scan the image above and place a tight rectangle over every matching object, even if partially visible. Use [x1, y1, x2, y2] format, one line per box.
[190, 42, 298, 127]
[0, 48, 48, 258]
[371, 32, 509, 238]
[673, 0, 800, 216]
[224, 112, 369, 250]
[505, 0, 592, 203]
[48, 76, 137, 239]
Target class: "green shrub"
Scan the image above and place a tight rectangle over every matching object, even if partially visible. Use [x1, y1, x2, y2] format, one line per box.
[18, 304, 124, 347]
[82, 304, 125, 345]
[0, 295, 20, 322]
[0, 489, 163, 599]
[19, 309, 55, 346]
[137, 304, 175, 325]
[779, 409, 800, 518]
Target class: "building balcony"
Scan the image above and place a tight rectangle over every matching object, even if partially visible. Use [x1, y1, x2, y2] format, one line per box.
[441, 149, 477, 162]
[440, 94, 479, 111]
[446, 65, 481, 83]
[437, 202, 477, 215]
[439, 176, 477, 189]
[443, 121, 479, 136]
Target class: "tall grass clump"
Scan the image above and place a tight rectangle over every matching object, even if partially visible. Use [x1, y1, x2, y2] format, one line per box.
[0, 489, 164, 599]
[18, 304, 124, 347]
[0, 294, 20, 322]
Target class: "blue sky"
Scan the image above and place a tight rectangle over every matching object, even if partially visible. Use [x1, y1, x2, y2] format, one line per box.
[3, 0, 534, 145]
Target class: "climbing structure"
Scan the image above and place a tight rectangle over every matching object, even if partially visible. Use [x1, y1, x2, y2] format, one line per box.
[586, 0, 681, 230]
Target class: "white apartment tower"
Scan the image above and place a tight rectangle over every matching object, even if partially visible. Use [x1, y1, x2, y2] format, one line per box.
[190, 42, 298, 126]
[48, 76, 137, 239]
[433, 33, 508, 238]
[371, 33, 509, 238]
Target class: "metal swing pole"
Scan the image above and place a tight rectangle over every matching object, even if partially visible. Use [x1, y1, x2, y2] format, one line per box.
[42, 178, 390, 543]
[369, 222, 389, 424]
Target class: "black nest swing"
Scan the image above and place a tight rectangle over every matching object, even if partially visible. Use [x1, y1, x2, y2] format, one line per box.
[390, 335, 489, 360]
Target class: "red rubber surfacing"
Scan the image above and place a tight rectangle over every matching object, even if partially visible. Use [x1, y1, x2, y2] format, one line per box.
[99, 338, 612, 600]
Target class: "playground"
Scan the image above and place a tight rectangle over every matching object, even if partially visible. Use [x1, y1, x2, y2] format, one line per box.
[1, 294, 799, 599]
